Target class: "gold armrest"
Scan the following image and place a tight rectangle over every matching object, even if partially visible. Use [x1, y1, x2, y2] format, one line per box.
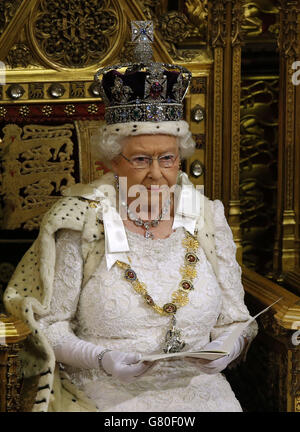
[0, 314, 31, 412]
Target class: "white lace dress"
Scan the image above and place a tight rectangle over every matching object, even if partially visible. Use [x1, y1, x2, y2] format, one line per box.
[37, 200, 257, 412]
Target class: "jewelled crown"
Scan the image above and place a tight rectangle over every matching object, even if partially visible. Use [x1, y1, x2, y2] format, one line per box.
[94, 21, 192, 125]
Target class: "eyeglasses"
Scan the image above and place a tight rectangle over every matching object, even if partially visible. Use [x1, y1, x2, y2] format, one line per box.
[121, 153, 179, 169]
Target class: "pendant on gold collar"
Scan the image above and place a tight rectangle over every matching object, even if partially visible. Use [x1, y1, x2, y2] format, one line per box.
[164, 315, 185, 353]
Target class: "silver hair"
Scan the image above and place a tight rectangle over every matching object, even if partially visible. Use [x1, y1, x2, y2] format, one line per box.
[90, 127, 196, 169]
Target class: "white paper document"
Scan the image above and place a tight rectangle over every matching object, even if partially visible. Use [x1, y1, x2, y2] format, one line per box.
[140, 298, 282, 363]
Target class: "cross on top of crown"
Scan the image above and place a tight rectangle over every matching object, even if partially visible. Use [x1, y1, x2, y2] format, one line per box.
[131, 21, 154, 44]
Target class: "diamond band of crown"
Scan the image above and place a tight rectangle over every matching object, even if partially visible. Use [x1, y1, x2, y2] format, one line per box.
[94, 21, 192, 125]
[105, 102, 183, 124]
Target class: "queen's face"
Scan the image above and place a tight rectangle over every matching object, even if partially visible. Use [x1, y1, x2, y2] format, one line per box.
[111, 134, 180, 194]
[111, 134, 180, 217]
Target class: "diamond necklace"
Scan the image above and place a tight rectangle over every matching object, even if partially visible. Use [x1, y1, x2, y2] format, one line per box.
[116, 229, 200, 353]
[123, 198, 171, 239]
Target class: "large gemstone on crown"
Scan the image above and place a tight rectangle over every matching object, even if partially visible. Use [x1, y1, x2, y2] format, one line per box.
[150, 81, 163, 99]
[167, 105, 182, 120]
[115, 108, 129, 123]
[146, 104, 164, 121]
[132, 107, 142, 120]
[167, 106, 176, 118]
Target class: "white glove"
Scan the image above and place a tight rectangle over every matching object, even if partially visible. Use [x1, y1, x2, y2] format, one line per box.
[101, 350, 151, 383]
[52, 333, 147, 379]
[187, 333, 247, 375]
[53, 334, 151, 383]
[54, 336, 105, 369]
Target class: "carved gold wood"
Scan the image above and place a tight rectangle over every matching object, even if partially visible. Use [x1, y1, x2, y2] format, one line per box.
[242, 267, 300, 412]
[273, 0, 300, 274]
[0, 0, 39, 61]
[181, 65, 213, 188]
[229, 307, 298, 412]
[209, 0, 225, 200]
[229, 1, 244, 263]
[75, 119, 107, 184]
[205, 1, 300, 412]
[0, 0, 172, 80]
[208, 0, 244, 262]
[242, 267, 300, 330]
[0, 123, 76, 230]
[240, 76, 279, 275]
[242, 0, 279, 39]
[0, 1, 23, 37]
[138, 0, 209, 61]
[0, 314, 31, 412]
[28, 0, 121, 70]
[0, 344, 22, 412]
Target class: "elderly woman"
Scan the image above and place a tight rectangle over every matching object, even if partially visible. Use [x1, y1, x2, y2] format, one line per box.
[4, 23, 257, 412]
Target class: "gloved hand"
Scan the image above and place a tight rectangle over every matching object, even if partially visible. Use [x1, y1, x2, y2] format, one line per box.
[101, 350, 151, 383]
[53, 334, 154, 382]
[186, 333, 248, 375]
[52, 333, 151, 383]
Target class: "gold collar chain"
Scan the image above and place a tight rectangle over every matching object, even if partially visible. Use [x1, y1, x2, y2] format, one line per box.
[116, 229, 200, 353]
